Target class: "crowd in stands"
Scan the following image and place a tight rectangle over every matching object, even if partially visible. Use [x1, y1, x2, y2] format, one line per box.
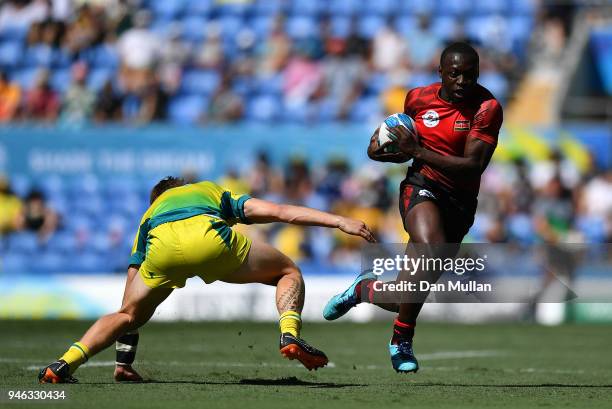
[0, 0, 533, 125]
[1, 148, 610, 274]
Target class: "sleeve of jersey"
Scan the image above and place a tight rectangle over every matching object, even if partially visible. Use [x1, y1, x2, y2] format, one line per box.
[219, 190, 252, 225]
[403, 88, 418, 117]
[129, 218, 150, 266]
[468, 100, 503, 146]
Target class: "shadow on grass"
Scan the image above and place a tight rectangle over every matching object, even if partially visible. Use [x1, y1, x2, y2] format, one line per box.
[408, 383, 612, 388]
[85, 376, 365, 389]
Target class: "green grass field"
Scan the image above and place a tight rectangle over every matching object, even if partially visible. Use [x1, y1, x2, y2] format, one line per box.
[1, 320, 611, 409]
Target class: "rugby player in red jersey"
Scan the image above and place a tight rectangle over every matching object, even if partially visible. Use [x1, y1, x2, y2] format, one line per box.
[323, 42, 503, 372]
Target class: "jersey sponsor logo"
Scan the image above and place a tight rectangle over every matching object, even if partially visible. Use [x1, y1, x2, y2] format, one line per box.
[454, 120, 470, 131]
[418, 189, 436, 199]
[422, 110, 439, 128]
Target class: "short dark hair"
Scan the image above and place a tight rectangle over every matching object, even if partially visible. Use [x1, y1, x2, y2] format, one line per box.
[150, 176, 185, 204]
[440, 42, 479, 66]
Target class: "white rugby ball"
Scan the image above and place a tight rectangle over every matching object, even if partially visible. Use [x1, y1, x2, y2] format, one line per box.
[377, 113, 418, 154]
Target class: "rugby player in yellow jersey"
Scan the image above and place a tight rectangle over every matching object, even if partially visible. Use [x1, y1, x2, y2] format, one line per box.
[38, 177, 375, 383]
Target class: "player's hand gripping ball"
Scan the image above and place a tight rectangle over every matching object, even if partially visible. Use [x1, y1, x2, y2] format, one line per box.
[376, 113, 419, 155]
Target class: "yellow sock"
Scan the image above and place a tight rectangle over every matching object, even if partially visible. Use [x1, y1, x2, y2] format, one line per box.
[59, 342, 90, 374]
[279, 311, 302, 337]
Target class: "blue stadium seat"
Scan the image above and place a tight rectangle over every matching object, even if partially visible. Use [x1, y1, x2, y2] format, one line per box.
[46, 232, 77, 255]
[9, 174, 31, 197]
[36, 251, 65, 274]
[394, 16, 417, 37]
[38, 174, 64, 197]
[363, 0, 395, 16]
[253, 0, 285, 16]
[254, 73, 284, 96]
[399, 0, 437, 16]
[479, 71, 508, 102]
[509, 16, 533, 42]
[289, 0, 325, 16]
[474, 0, 507, 15]
[91, 44, 119, 69]
[0, 25, 28, 42]
[246, 95, 281, 122]
[431, 16, 457, 41]
[72, 251, 107, 274]
[67, 174, 100, 197]
[511, 0, 536, 15]
[409, 71, 439, 88]
[330, 16, 351, 38]
[315, 98, 340, 122]
[87, 68, 113, 92]
[286, 16, 318, 39]
[464, 16, 490, 44]
[105, 178, 138, 198]
[358, 16, 385, 39]
[217, 0, 253, 16]
[0, 41, 22, 69]
[181, 16, 207, 42]
[149, 0, 185, 19]
[12, 67, 39, 90]
[232, 76, 255, 97]
[168, 95, 207, 124]
[251, 15, 274, 38]
[327, 0, 360, 16]
[185, 0, 213, 16]
[365, 72, 389, 96]
[283, 101, 312, 123]
[66, 214, 94, 234]
[50, 68, 72, 94]
[2, 253, 29, 273]
[442, 0, 470, 16]
[23, 45, 54, 68]
[8, 232, 39, 254]
[180, 69, 220, 95]
[72, 194, 104, 218]
[51, 48, 71, 69]
[349, 96, 382, 122]
[218, 15, 243, 40]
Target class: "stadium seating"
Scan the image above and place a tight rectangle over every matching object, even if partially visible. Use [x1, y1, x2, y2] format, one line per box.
[0, 0, 530, 125]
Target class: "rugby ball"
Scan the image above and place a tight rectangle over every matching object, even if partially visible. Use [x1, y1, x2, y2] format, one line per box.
[377, 113, 418, 154]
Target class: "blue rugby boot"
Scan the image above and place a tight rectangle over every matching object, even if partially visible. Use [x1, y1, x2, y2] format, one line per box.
[323, 271, 377, 320]
[389, 339, 419, 373]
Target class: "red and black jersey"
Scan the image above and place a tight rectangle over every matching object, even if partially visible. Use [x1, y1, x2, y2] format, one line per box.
[403, 82, 503, 198]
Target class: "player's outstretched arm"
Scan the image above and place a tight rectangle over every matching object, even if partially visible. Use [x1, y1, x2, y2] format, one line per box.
[243, 198, 376, 242]
[367, 128, 411, 163]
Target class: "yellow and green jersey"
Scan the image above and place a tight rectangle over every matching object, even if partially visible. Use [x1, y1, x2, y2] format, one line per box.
[129, 181, 251, 266]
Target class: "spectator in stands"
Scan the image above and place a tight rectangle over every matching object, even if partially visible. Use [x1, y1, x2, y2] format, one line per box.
[117, 9, 160, 94]
[256, 14, 291, 75]
[23, 69, 60, 122]
[193, 22, 225, 70]
[207, 72, 244, 123]
[0, 71, 22, 122]
[64, 3, 105, 58]
[159, 25, 189, 94]
[406, 15, 442, 71]
[93, 79, 123, 122]
[60, 61, 95, 124]
[0, 174, 22, 236]
[0, 0, 49, 31]
[283, 40, 324, 111]
[122, 75, 168, 123]
[370, 16, 409, 75]
[320, 26, 368, 120]
[15, 189, 59, 240]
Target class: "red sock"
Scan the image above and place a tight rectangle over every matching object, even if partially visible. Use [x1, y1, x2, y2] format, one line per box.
[391, 317, 415, 344]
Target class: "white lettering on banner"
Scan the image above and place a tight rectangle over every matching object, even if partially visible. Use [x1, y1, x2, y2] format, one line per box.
[29, 150, 93, 173]
[141, 151, 214, 173]
[98, 150, 137, 172]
